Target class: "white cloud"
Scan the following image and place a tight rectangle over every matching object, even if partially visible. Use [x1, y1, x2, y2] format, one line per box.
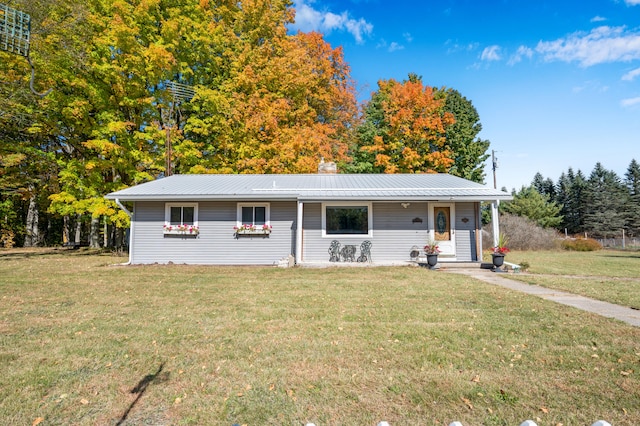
[291, 0, 373, 44]
[590, 16, 606, 23]
[388, 42, 404, 52]
[481, 45, 502, 61]
[508, 45, 534, 65]
[621, 96, 640, 107]
[403, 32, 413, 43]
[622, 67, 640, 81]
[572, 80, 609, 94]
[445, 40, 479, 55]
[625, 0, 640, 5]
[535, 26, 640, 67]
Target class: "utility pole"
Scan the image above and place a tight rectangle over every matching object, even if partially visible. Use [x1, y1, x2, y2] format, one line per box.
[492, 150, 498, 189]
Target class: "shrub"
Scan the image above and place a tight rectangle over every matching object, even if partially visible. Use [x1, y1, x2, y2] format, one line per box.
[483, 213, 560, 251]
[560, 238, 603, 251]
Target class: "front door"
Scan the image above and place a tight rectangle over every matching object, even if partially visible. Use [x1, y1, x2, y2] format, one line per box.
[430, 204, 456, 257]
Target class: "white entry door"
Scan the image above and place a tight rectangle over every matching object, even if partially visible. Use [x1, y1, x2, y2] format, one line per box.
[430, 203, 456, 257]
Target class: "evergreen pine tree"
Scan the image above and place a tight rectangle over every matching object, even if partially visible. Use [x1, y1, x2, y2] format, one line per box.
[558, 168, 588, 235]
[584, 163, 627, 238]
[624, 159, 640, 237]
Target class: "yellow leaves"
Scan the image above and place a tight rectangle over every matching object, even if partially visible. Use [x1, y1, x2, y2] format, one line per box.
[144, 43, 176, 74]
[83, 139, 122, 156]
[32, 418, 44, 426]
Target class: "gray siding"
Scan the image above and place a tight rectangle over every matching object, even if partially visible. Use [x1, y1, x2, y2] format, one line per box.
[130, 201, 296, 265]
[130, 200, 481, 265]
[453, 202, 479, 262]
[302, 202, 430, 263]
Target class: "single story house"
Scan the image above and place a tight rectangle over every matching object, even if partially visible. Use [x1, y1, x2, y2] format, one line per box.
[105, 171, 512, 266]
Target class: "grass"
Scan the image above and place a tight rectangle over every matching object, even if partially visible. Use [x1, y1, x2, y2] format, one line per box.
[1, 248, 639, 425]
[506, 249, 640, 309]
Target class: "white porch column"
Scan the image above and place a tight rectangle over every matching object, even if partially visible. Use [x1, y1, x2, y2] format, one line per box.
[491, 200, 500, 248]
[296, 200, 303, 264]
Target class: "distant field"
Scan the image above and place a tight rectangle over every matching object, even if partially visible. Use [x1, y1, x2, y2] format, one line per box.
[0, 248, 638, 425]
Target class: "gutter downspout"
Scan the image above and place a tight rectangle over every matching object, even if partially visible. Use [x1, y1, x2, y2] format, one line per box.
[115, 198, 133, 265]
[296, 200, 303, 265]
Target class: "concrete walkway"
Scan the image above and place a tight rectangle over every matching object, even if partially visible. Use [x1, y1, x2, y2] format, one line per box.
[447, 269, 640, 327]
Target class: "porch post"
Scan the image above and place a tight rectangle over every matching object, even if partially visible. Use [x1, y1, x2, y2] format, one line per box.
[296, 200, 303, 264]
[491, 200, 500, 248]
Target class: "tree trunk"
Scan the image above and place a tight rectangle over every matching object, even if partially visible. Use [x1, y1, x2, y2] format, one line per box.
[115, 227, 125, 251]
[75, 214, 82, 244]
[24, 193, 40, 247]
[63, 215, 70, 245]
[90, 216, 100, 248]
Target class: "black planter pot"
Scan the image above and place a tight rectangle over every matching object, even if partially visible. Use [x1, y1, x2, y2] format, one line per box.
[426, 254, 439, 269]
[492, 253, 505, 268]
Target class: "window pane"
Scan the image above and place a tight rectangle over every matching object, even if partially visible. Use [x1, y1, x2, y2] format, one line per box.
[241, 207, 253, 224]
[183, 207, 194, 225]
[326, 206, 368, 234]
[170, 207, 182, 225]
[254, 207, 266, 225]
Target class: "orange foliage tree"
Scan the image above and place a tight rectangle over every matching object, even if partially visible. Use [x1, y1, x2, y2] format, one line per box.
[350, 74, 455, 174]
[183, 5, 358, 174]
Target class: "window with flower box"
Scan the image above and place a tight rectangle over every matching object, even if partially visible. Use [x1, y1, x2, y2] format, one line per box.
[235, 203, 271, 235]
[164, 203, 199, 236]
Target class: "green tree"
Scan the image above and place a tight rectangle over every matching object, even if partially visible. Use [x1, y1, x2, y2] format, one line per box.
[441, 88, 490, 183]
[556, 168, 588, 235]
[624, 159, 640, 237]
[532, 172, 556, 200]
[501, 186, 563, 229]
[583, 163, 627, 239]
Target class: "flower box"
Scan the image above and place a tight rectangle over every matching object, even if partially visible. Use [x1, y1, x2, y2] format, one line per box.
[234, 224, 272, 237]
[235, 229, 271, 236]
[163, 225, 199, 236]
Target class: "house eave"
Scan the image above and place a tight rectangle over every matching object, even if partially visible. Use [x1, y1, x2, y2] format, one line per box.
[105, 194, 513, 203]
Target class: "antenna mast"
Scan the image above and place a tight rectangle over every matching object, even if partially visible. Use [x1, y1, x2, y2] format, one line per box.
[164, 81, 194, 176]
[0, 3, 52, 97]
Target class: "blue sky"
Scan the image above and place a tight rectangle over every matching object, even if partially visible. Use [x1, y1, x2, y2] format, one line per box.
[289, 0, 640, 190]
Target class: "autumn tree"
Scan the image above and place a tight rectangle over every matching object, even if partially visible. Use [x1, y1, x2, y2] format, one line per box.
[350, 74, 455, 174]
[2, 0, 360, 246]
[185, 29, 358, 173]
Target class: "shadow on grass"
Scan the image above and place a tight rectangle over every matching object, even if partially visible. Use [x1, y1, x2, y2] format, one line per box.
[601, 253, 640, 259]
[116, 362, 169, 426]
[0, 247, 124, 259]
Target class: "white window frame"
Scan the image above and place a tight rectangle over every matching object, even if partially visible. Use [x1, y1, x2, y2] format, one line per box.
[164, 202, 199, 227]
[236, 202, 271, 228]
[321, 202, 373, 238]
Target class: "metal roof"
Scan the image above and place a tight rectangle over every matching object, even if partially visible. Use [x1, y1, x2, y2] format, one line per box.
[105, 174, 512, 202]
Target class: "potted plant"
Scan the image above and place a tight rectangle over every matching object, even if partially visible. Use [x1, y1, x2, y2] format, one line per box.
[491, 234, 509, 269]
[424, 240, 440, 269]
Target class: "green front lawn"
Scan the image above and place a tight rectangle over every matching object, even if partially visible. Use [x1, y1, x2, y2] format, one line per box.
[1, 249, 638, 425]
